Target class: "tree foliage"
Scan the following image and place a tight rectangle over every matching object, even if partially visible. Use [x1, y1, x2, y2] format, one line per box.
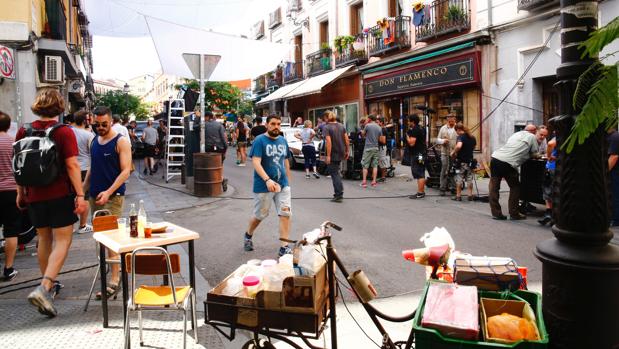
[177, 80, 252, 114]
[564, 18, 619, 152]
[95, 90, 151, 121]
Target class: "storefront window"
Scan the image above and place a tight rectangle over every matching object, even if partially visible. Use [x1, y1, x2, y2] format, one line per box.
[344, 104, 358, 132]
[308, 103, 359, 133]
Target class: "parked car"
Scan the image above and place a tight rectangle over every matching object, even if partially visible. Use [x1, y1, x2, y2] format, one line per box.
[280, 127, 321, 169]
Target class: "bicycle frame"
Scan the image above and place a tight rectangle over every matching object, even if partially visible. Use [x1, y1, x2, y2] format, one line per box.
[317, 222, 417, 349]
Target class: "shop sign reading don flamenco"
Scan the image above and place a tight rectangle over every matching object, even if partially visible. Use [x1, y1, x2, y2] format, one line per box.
[364, 54, 478, 98]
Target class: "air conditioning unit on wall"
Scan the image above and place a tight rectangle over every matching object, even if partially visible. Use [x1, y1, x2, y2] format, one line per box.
[44, 56, 64, 83]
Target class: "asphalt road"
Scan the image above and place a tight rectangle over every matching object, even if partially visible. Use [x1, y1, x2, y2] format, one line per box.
[161, 151, 570, 299]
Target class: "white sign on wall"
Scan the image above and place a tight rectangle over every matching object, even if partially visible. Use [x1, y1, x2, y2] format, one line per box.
[0, 45, 15, 80]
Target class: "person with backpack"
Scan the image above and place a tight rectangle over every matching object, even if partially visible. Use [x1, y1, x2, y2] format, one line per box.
[14, 88, 86, 317]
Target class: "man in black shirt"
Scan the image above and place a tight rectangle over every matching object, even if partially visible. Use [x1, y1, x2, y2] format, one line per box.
[407, 114, 427, 199]
[250, 117, 267, 141]
[451, 123, 477, 201]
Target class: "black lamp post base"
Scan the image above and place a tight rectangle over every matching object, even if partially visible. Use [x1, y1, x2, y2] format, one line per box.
[535, 238, 619, 349]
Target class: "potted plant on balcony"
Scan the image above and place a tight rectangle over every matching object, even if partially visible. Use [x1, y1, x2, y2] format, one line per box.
[445, 5, 465, 23]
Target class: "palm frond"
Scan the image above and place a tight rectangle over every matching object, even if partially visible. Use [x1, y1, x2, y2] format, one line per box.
[564, 64, 618, 153]
[580, 17, 619, 59]
[573, 61, 603, 110]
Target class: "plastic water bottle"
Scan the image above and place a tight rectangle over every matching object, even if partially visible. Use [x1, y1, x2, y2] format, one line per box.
[138, 200, 147, 238]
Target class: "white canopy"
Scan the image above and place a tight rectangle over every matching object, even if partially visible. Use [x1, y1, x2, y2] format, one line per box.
[256, 80, 307, 106]
[284, 66, 354, 100]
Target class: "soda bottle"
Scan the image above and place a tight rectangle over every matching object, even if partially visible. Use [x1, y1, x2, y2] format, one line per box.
[129, 203, 138, 238]
[138, 200, 147, 238]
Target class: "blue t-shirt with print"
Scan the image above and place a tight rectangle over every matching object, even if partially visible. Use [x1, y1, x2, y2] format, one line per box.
[249, 134, 290, 193]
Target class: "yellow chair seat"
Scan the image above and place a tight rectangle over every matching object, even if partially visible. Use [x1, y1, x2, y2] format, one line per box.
[134, 285, 191, 306]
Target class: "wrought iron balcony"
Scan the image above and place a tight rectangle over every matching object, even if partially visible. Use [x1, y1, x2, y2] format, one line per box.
[266, 67, 283, 89]
[415, 0, 471, 42]
[517, 0, 559, 11]
[283, 62, 304, 84]
[44, 0, 67, 41]
[367, 16, 411, 57]
[306, 48, 333, 77]
[334, 34, 368, 68]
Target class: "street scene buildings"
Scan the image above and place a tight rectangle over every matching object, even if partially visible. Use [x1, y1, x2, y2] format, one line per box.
[0, 0, 618, 348]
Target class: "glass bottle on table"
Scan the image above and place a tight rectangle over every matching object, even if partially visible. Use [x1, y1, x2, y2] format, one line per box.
[138, 199, 147, 238]
[129, 203, 138, 238]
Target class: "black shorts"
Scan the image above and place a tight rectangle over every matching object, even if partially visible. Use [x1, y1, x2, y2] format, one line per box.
[411, 154, 426, 179]
[28, 195, 78, 229]
[144, 144, 156, 157]
[0, 191, 20, 237]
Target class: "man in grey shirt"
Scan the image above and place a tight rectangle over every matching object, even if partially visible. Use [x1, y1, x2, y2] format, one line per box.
[142, 119, 158, 175]
[204, 111, 227, 163]
[70, 110, 94, 234]
[360, 114, 382, 187]
[489, 124, 543, 220]
[324, 111, 349, 202]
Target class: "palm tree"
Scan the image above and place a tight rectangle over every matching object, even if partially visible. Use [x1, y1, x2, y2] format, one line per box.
[564, 17, 619, 152]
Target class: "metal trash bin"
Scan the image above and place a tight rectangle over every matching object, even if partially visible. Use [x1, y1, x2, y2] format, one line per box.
[194, 153, 223, 197]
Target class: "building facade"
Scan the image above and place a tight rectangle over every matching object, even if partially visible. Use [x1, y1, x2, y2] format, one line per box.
[0, 0, 94, 124]
[248, 0, 617, 158]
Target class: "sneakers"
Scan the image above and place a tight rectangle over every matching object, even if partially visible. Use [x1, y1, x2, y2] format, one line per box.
[244, 233, 254, 251]
[76, 224, 93, 235]
[313, 173, 320, 179]
[492, 215, 508, 220]
[305, 174, 311, 179]
[409, 192, 426, 199]
[510, 213, 527, 221]
[2, 267, 17, 282]
[239, 163, 246, 167]
[278, 245, 293, 257]
[27, 285, 58, 317]
[330, 196, 343, 203]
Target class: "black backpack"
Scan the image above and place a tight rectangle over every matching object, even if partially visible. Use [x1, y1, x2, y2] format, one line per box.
[12, 123, 66, 186]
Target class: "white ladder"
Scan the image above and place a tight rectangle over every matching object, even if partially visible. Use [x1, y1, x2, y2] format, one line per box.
[164, 98, 185, 183]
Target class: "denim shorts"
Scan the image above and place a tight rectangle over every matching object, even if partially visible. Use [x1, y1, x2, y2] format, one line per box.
[253, 186, 292, 220]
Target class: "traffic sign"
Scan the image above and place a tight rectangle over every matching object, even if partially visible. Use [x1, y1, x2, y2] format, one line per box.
[0, 45, 15, 80]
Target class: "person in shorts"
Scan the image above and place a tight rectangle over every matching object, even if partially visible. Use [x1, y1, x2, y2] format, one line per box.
[16, 89, 87, 317]
[141, 119, 158, 175]
[407, 114, 427, 199]
[243, 115, 293, 257]
[70, 110, 95, 234]
[360, 115, 382, 187]
[236, 115, 249, 166]
[0, 111, 20, 281]
[450, 123, 477, 201]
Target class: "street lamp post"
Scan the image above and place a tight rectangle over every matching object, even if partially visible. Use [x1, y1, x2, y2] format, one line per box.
[123, 83, 130, 120]
[534, 0, 619, 348]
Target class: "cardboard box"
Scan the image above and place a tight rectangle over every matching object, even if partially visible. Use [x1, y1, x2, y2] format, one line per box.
[480, 298, 540, 344]
[454, 258, 520, 291]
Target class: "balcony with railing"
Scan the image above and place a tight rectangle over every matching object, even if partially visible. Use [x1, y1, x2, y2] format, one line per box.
[269, 8, 282, 29]
[367, 16, 411, 57]
[44, 0, 67, 41]
[517, 0, 559, 11]
[266, 67, 283, 89]
[283, 62, 304, 84]
[415, 0, 470, 42]
[306, 48, 333, 77]
[253, 20, 265, 39]
[334, 34, 368, 68]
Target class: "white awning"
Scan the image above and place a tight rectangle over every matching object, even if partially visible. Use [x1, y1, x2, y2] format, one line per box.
[284, 65, 354, 100]
[256, 79, 307, 106]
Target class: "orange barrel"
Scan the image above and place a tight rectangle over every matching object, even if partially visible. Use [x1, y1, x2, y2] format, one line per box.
[193, 153, 223, 197]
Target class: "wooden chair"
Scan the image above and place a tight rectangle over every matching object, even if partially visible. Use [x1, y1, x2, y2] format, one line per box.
[123, 247, 197, 349]
[84, 209, 119, 311]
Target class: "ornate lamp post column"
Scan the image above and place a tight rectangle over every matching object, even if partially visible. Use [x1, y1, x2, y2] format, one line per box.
[534, 0, 619, 348]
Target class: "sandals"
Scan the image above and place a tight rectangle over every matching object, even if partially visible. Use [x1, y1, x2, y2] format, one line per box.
[95, 282, 120, 300]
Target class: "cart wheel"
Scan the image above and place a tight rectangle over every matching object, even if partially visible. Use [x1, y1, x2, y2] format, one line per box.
[387, 168, 395, 178]
[241, 338, 276, 349]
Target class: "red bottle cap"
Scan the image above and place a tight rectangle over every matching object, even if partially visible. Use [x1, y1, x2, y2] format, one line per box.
[243, 275, 260, 287]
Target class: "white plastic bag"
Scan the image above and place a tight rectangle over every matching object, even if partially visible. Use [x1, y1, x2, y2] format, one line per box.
[420, 227, 455, 251]
[297, 244, 325, 276]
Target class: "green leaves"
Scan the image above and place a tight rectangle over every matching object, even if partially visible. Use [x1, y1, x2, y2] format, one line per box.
[95, 91, 150, 120]
[565, 62, 618, 153]
[580, 17, 619, 59]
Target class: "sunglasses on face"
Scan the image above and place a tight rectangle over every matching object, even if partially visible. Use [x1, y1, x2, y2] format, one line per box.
[94, 122, 109, 128]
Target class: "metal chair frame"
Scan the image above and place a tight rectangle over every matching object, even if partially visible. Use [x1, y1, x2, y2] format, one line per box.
[123, 247, 198, 349]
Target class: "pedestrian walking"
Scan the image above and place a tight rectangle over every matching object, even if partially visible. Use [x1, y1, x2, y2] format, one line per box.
[295, 120, 320, 179]
[0, 111, 20, 282]
[250, 117, 267, 141]
[243, 115, 293, 257]
[204, 111, 228, 162]
[82, 106, 132, 299]
[450, 123, 476, 201]
[436, 114, 457, 196]
[324, 111, 349, 202]
[141, 119, 158, 175]
[70, 110, 95, 234]
[489, 125, 541, 220]
[15, 89, 87, 317]
[236, 115, 249, 166]
[360, 115, 382, 188]
[407, 114, 427, 199]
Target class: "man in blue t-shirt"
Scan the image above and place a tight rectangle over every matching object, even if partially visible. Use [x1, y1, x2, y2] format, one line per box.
[243, 115, 293, 257]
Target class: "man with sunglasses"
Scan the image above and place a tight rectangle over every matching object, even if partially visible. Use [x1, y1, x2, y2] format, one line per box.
[82, 106, 132, 296]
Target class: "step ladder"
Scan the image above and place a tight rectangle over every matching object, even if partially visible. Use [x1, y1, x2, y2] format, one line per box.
[164, 99, 185, 183]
